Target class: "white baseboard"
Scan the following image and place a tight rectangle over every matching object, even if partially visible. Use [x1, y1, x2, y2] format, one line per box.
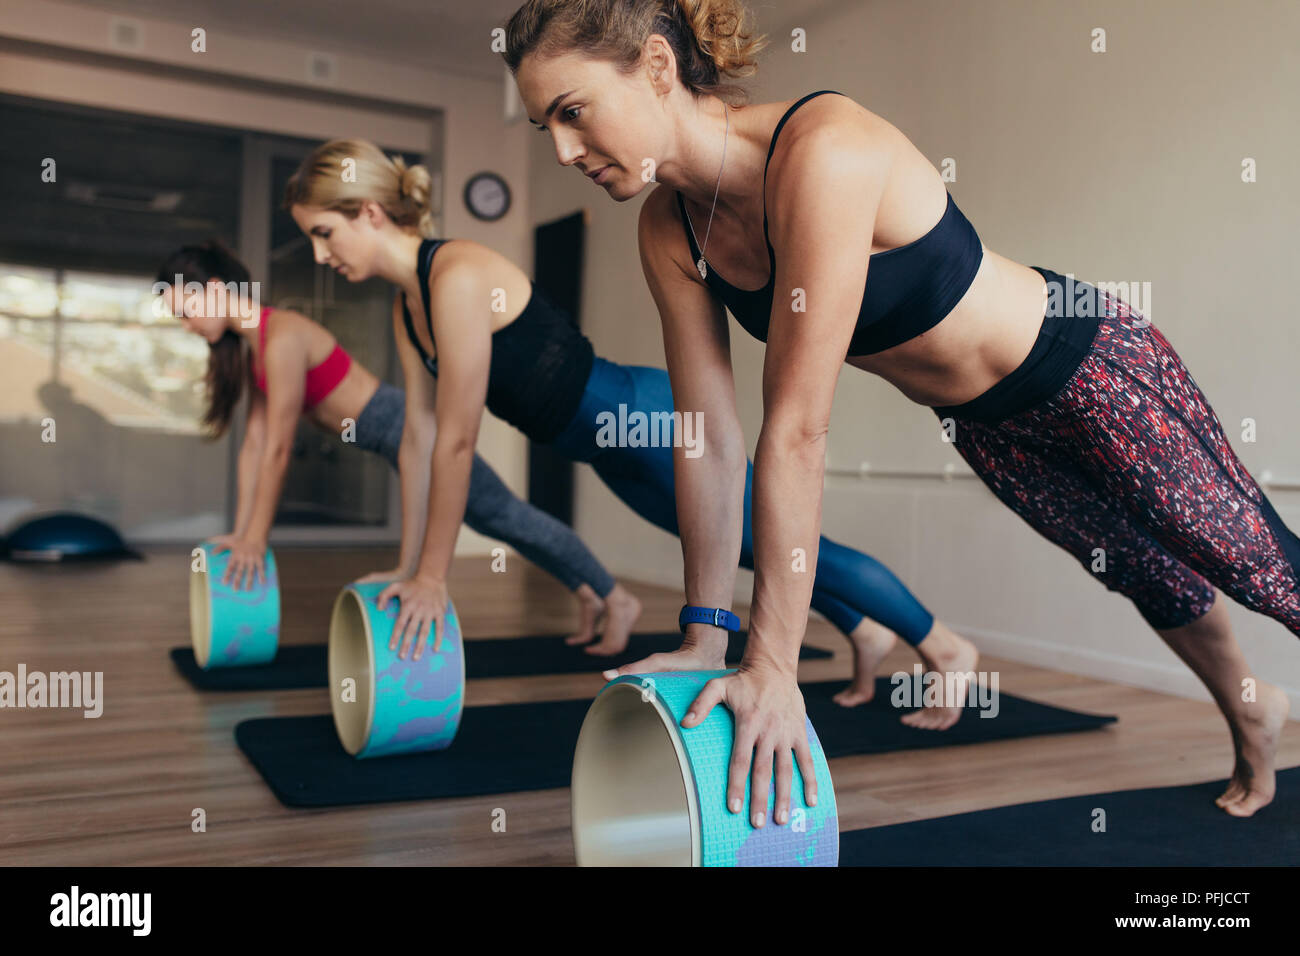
[958, 624, 1300, 714]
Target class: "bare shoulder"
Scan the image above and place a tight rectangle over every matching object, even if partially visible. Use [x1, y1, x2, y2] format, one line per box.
[425, 238, 523, 292]
[270, 305, 327, 335]
[259, 306, 302, 351]
[262, 307, 338, 367]
[764, 93, 898, 190]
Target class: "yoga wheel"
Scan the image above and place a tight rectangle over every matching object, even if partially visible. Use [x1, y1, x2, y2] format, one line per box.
[189, 541, 280, 669]
[572, 671, 839, 866]
[328, 581, 465, 759]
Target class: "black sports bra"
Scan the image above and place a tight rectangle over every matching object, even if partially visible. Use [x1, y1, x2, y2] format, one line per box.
[400, 239, 594, 443]
[675, 90, 984, 356]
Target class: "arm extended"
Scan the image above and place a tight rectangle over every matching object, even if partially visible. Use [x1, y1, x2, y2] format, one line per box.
[380, 254, 493, 660]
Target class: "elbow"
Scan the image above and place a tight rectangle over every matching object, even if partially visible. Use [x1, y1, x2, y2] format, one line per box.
[262, 442, 292, 468]
[716, 441, 750, 474]
[434, 431, 476, 461]
[759, 417, 830, 457]
[688, 415, 747, 470]
[679, 428, 746, 473]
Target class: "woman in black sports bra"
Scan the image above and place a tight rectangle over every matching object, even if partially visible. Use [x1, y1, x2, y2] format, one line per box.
[284, 137, 987, 722]
[508, 0, 1300, 825]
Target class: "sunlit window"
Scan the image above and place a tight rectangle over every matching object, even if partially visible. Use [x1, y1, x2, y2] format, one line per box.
[0, 263, 211, 431]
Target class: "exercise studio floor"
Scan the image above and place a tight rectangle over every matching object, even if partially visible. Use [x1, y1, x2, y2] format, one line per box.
[3, 546, 1296, 867]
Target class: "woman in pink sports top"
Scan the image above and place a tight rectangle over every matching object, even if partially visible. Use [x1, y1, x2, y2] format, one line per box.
[251, 303, 353, 411]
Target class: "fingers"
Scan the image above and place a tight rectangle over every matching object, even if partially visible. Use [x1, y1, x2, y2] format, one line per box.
[772, 746, 794, 826]
[600, 646, 714, 682]
[600, 653, 661, 681]
[413, 613, 433, 660]
[793, 734, 818, 808]
[224, 556, 249, 590]
[377, 582, 447, 658]
[392, 608, 418, 660]
[384, 606, 405, 658]
[748, 735, 773, 828]
[726, 718, 756, 818]
[682, 676, 725, 729]
[386, 590, 415, 658]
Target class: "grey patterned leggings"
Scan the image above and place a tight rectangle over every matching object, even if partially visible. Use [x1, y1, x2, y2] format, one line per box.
[353, 382, 616, 597]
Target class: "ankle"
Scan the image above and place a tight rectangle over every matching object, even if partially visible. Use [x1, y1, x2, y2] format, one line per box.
[916, 623, 973, 668]
[605, 584, 638, 607]
[574, 583, 604, 609]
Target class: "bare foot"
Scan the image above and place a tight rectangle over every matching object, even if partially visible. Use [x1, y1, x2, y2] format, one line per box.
[565, 584, 606, 645]
[832, 620, 898, 707]
[582, 584, 643, 657]
[1216, 681, 1289, 817]
[900, 622, 979, 731]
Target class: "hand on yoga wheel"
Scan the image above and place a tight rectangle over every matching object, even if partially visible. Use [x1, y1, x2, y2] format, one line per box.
[601, 625, 729, 681]
[682, 660, 818, 829]
[209, 534, 268, 592]
[377, 574, 449, 660]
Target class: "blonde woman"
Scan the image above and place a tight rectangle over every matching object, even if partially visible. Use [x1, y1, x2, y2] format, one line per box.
[156, 239, 640, 648]
[283, 138, 980, 725]
[505, 0, 1299, 823]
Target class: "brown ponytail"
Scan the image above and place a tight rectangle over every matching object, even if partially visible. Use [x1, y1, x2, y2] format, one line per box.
[155, 240, 253, 439]
[504, 0, 767, 105]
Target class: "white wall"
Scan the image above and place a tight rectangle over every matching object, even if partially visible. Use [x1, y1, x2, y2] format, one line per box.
[529, 0, 1300, 705]
[0, 0, 534, 555]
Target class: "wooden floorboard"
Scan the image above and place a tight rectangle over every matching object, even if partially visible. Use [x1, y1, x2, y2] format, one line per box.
[1, 545, 1295, 865]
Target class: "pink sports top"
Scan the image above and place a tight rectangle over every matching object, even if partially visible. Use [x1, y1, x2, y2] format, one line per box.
[252, 306, 352, 410]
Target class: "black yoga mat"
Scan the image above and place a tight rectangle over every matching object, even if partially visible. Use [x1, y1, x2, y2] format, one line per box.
[171, 645, 328, 690]
[235, 678, 1116, 808]
[840, 767, 1300, 866]
[171, 630, 831, 691]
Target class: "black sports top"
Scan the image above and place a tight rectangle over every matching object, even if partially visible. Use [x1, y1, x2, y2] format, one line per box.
[400, 238, 595, 443]
[675, 90, 985, 356]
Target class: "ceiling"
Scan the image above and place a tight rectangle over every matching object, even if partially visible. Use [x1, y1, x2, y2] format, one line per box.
[62, 0, 830, 80]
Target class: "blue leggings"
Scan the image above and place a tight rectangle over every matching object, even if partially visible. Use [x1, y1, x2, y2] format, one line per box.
[354, 383, 617, 597]
[550, 358, 936, 643]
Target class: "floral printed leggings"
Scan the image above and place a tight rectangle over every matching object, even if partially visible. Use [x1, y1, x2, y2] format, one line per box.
[943, 290, 1300, 633]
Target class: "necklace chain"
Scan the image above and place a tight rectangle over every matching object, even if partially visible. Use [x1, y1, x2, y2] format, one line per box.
[684, 102, 729, 280]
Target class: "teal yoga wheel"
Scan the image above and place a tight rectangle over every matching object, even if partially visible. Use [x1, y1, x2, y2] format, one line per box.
[571, 671, 839, 866]
[328, 581, 466, 759]
[188, 542, 280, 669]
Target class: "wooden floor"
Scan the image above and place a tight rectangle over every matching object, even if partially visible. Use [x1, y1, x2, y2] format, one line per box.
[2, 545, 1296, 866]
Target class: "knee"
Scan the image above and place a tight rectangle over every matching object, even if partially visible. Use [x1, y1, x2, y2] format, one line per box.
[1125, 578, 1217, 631]
[1082, 549, 1216, 631]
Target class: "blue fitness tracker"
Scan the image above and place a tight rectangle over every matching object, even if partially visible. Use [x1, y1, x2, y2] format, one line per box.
[679, 605, 741, 633]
